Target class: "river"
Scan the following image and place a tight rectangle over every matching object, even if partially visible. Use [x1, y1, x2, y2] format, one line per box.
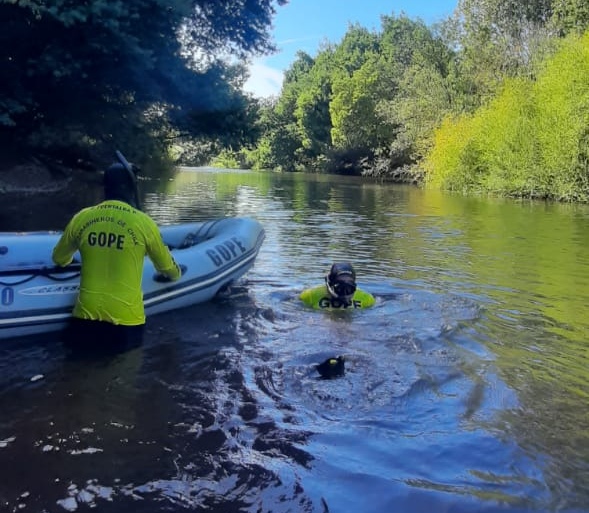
[1, 167, 588, 512]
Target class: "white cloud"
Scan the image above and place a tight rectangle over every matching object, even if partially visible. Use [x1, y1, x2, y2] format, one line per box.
[276, 35, 323, 48]
[243, 60, 284, 98]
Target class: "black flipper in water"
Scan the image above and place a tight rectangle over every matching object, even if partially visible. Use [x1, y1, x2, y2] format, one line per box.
[315, 356, 345, 379]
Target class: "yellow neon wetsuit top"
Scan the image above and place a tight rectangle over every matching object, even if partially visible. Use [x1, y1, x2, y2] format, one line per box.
[299, 285, 376, 309]
[52, 200, 181, 325]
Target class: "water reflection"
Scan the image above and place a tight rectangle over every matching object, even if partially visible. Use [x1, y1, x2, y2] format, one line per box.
[143, 168, 589, 511]
[2, 167, 589, 511]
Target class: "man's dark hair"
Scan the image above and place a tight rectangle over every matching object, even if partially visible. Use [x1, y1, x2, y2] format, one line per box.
[104, 163, 140, 209]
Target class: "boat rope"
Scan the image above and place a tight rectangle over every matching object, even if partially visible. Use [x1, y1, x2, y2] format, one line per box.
[0, 275, 38, 286]
[177, 218, 224, 248]
[0, 268, 81, 286]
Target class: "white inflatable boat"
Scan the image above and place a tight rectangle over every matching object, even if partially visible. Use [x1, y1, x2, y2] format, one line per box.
[0, 217, 265, 340]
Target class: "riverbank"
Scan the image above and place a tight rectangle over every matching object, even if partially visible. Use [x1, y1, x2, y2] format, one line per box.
[0, 155, 102, 194]
[0, 157, 102, 231]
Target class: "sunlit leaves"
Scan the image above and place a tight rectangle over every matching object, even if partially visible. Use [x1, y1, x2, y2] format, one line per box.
[450, 0, 554, 102]
[534, 31, 589, 200]
[0, 0, 283, 161]
[330, 54, 382, 150]
[425, 31, 589, 201]
[550, 0, 589, 35]
[248, 13, 452, 174]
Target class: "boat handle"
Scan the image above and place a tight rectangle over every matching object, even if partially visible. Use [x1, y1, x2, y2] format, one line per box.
[153, 264, 187, 283]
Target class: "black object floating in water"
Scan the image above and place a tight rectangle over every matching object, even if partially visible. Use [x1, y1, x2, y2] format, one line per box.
[316, 356, 345, 379]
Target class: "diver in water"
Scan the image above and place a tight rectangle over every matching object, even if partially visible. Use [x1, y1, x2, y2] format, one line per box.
[299, 262, 375, 309]
[52, 155, 182, 351]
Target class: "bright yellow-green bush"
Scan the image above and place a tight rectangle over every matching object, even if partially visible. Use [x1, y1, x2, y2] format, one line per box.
[425, 32, 589, 201]
[424, 110, 489, 193]
[534, 32, 589, 201]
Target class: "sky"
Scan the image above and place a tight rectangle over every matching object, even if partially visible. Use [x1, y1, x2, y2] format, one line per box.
[244, 0, 459, 98]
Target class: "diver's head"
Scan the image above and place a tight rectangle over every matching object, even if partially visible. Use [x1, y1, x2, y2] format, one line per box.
[325, 262, 357, 304]
[104, 162, 140, 208]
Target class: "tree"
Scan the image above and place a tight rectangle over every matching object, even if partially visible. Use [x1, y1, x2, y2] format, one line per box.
[330, 54, 383, 150]
[550, 0, 589, 35]
[327, 25, 381, 150]
[425, 31, 589, 202]
[447, 0, 554, 104]
[0, 0, 286, 163]
[294, 49, 335, 160]
[376, 17, 458, 166]
[343, 14, 455, 172]
[246, 53, 312, 171]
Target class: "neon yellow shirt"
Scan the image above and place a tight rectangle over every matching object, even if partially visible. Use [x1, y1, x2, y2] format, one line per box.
[52, 200, 181, 325]
[299, 285, 376, 310]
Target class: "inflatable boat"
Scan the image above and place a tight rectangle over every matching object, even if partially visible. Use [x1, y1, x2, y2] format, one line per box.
[0, 217, 265, 340]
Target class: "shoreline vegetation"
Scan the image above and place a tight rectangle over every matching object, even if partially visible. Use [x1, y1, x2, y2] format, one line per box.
[0, 154, 424, 199]
[2, 2, 589, 203]
[0, 156, 99, 196]
[0, 156, 103, 232]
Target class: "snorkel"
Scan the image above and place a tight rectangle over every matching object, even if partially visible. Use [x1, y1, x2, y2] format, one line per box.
[114, 150, 142, 210]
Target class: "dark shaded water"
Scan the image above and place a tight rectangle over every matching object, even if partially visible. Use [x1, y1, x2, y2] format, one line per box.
[1, 167, 589, 512]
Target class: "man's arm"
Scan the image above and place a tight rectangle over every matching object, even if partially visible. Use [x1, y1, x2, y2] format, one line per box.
[145, 220, 182, 281]
[52, 219, 79, 267]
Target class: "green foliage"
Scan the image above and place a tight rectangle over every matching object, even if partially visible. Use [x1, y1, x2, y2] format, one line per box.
[330, 54, 382, 149]
[534, 31, 589, 200]
[375, 19, 458, 172]
[424, 113, 480, 192]
[247, 117, 302, 172]
[425, 31, 589, 201]
[240, 2, 589, 202]
[380, 13, 442, 70]
[550, 0, 589, 35]
[331, 23, 380, 75]
[448, 0, 554, 105]
[211, 149, 243, 169]
[294, 50, 334, 156]
[0, 0, 284, 166]
[384, 61, 451, 161]
[247, 51, 324, 172]
[250, 13, 455, 176]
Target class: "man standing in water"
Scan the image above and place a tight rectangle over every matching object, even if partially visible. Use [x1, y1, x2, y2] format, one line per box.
[52, 157, 182, 350]
[300, 262, 375, 309]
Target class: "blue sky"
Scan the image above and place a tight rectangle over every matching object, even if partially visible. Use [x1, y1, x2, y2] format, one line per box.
[244, 0, 459, 97]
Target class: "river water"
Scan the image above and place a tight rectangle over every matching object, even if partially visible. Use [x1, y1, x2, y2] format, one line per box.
[1, 167, 588, 513]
